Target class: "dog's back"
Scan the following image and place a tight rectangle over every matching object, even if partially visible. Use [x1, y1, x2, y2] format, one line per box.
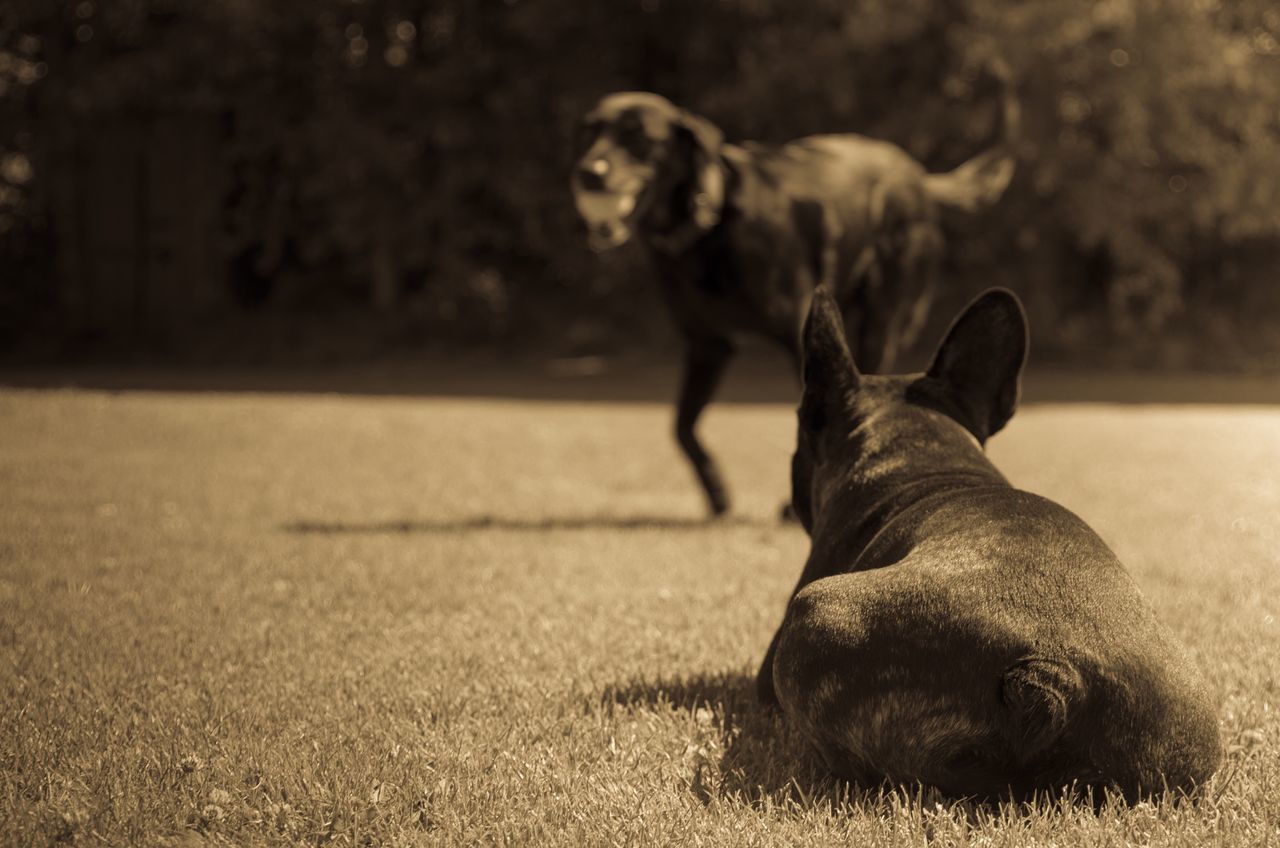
[735, 134, 936, 275]
[764, 288, 1222, 802]
[778, 482, 1221, 800]
[741, 135, 926, 199]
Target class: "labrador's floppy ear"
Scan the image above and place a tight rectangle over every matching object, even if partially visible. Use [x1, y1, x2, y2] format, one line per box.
[927, 288, 1028, 443]
[799, 287, 860, 434]
[675, 108, 726, 231]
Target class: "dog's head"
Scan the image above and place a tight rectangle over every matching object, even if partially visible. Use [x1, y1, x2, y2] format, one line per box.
[791, 287, 1028, 532]
[571, 92, 726, 251]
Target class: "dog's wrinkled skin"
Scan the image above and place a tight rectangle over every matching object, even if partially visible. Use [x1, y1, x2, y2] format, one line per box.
[571, 84, 1017, 517]
[757, 288, 1221, 802]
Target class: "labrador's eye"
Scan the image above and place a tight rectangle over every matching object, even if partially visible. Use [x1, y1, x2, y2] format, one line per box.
[617, 125, 652, 160]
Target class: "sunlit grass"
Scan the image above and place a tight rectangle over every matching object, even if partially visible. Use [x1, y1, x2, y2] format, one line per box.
[1, 388, 1278, 845]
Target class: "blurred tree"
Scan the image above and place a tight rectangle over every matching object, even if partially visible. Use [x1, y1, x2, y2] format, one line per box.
[963, 0, 1280, 343]
[1, 0, 1277, 362]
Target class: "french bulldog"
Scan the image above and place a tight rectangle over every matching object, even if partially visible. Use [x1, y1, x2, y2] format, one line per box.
[756, 287, 1221, 802]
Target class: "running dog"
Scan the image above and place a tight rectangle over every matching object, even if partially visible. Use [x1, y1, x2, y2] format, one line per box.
[571, 76, 1017, 516]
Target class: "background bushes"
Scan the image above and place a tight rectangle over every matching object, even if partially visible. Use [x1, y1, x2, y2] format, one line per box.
[2, 0, 1278, 366]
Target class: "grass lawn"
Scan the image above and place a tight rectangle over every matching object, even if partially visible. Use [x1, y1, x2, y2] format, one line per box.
[2, 380, 1279, 845]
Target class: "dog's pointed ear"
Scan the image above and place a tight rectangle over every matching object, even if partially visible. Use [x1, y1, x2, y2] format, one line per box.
[799, 288, 860, 432]
[676, 109, 725, 231]
[927, 288, 1027, 443]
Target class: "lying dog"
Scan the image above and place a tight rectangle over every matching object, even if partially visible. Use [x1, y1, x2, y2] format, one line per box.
[571, 78, 1017, 516]
[756, 288, 1221, 802]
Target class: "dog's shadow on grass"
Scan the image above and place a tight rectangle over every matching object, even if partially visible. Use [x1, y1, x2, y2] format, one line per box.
[284, 514, 765, 534]
[601, 670, 839, 807]
[600, 672, 1198, 818]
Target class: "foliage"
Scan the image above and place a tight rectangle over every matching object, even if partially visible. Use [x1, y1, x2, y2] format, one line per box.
[1, 0, 1278, 359]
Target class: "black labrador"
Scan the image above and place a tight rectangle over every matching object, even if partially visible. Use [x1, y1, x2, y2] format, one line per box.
[571, 76, 1018, 517]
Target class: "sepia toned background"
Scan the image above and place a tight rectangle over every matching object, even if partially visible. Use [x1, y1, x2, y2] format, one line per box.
[2, 0, 1279, 371]
[4, 3, 1280, 846]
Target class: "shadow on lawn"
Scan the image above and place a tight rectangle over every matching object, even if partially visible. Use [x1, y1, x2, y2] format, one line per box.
[601, 672, 1144, 815]
[602, 669, 836, 805]
[283, 514, 769, 534]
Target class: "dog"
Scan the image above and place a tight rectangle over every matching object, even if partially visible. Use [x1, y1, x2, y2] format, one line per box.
[571, 76, 1017, 516]
[755, 287, 1221, 802]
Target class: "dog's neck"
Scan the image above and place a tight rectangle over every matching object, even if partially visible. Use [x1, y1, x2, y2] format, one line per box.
[809, 409, 1007, 552]
[641, 149, 737, 255]
[644, 213, 713, 256]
